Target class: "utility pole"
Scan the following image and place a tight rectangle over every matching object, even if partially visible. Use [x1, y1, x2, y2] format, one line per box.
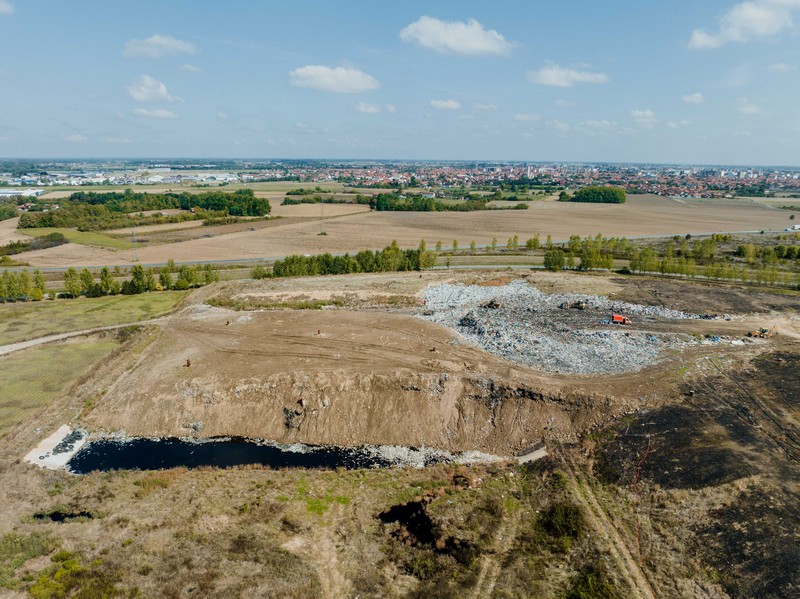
[130, 229, 138, 262]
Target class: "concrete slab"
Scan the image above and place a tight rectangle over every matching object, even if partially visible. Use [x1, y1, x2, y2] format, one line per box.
[24, 425, 87, 471]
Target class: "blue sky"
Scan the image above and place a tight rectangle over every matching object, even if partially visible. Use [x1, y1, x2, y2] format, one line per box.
[1, 0, 799, 164]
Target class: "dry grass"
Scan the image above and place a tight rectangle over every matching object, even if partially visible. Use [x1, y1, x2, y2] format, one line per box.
[0, 291, 188, 346]
[0, 338, 120, 437]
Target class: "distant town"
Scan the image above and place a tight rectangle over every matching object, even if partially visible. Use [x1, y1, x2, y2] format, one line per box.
[1, 159, 800, 199]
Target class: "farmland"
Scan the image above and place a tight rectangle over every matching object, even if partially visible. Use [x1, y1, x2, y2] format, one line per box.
[9, 194, 794, 268]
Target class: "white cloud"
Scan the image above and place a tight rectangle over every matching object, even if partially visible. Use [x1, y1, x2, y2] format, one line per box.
[179, 64, 203, 73]
[132, 108, 178, 119]
[400, 16, 514, 56]
[631, 109, 658, 128]
[289, 65, 379, 93]
[126, 75, 177, 102]
[555, 99, 575, 108]
[527, 65, 609, 87]
[430, 99, 461, 110]
[737, 97, 762, 114]
[105, 137, 131, 144]
[217, 111, 229, 121]
[682, 92, 705, 104]
[355, 101, 381, 114]
[689, 0, 800, 49]
[514, 113, 540, 122]
[0, 0, 14, 15]
[475, 103, 497, 111]
[124, 34, 197, 58]
[769, 62, 794, 71]
[384, 104, 397, 113]
[63, 134, 87, 143]
[668, 120, 692, 129]
[547, 120, 571, 132]
[581, 120, 618, 131]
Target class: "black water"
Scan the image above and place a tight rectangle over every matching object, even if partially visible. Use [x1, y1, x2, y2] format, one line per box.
[66, 437, 404, 474]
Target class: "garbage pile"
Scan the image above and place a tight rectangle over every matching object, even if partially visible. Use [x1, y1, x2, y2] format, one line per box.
[419, 280, 698, 375]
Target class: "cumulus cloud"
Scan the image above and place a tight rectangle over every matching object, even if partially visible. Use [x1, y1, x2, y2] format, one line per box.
[631, 109, 658, 128]
[682, 92, 705, 104]
[430, 99, 461, 110]
[581, 120, 618, 131]
[132, 108, 178, 119]
[527, 65, 609, 87]
[514, 113, 540, 122]
[289, 65, 379, 93]
[384, 104, 397, 113]
[126, 75, 177, 102]
[688, 0, 800, 49]
[63, 134, 87, 143]
[400, 16, 514, 55]
[0, 1, 14, 15]
[475, 103, 497, 111]
[179, 64, 203, 73]
[737, 97, 762, 114]
[105, 137, 131, 144]
[124, 34, 197, 58]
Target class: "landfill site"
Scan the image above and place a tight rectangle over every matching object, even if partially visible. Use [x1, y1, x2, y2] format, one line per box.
[2, 268, 799, 598]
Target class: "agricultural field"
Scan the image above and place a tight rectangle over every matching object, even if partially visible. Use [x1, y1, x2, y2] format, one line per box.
[18, 228, 134, 251]
[10, 194, 794, 268]
[0, 291, 187, 346]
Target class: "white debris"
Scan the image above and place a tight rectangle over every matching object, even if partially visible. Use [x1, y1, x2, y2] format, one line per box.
[419, 280, 699, 375]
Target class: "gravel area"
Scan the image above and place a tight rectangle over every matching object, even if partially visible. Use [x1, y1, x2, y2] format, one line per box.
[419, 279, 700, 375]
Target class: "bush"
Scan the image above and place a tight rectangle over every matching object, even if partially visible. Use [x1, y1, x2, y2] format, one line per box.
[251, 264, 269, 279]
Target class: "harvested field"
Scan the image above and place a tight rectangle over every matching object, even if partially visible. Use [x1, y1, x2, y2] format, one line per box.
[0, 217, 27, 245]
[270, 202, 371, 218]
[14, 194, 792, 268]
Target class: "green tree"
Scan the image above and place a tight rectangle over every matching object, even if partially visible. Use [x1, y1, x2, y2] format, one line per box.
[33, 269, 47, 300]
[99, 267, 120, 295]
[79, 268, 94, 293]
[491, 237, 497, 251]
[544, 249, 565, 271]
[63, 268, 81, 298]
[452, 239, 458, 252]
[526, 234, 540, 250]
[470, 240, 476, 254]
[435, 240, 442, 252]
[546, 234, 553, 249]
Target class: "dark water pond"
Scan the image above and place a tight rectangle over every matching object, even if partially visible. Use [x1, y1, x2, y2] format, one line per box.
[66, 437, 443, 473]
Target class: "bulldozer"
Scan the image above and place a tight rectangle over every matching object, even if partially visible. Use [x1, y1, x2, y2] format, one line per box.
[747, 326, 778, 339]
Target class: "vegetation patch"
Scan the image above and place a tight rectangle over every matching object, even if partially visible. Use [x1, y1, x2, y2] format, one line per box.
[28, 550, 135, 599]
[0, 532, 55, 590]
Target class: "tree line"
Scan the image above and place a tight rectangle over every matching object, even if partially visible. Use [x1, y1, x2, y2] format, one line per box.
[0, 232, 68, 257]
[18, 189, 270, 231]
[0, 262, 220, 302]
[252, 241, 436, 279]
[560, 186, 627, 204]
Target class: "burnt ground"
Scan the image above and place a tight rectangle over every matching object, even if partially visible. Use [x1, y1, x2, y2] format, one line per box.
[609, 277, 800, 315]
[595, 349, 800, 598]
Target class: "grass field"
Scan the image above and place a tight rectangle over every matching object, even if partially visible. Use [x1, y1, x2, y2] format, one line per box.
[19, 228, 134, 250]
[0, 291, 188, 346]
[0, 338, 119, 437]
